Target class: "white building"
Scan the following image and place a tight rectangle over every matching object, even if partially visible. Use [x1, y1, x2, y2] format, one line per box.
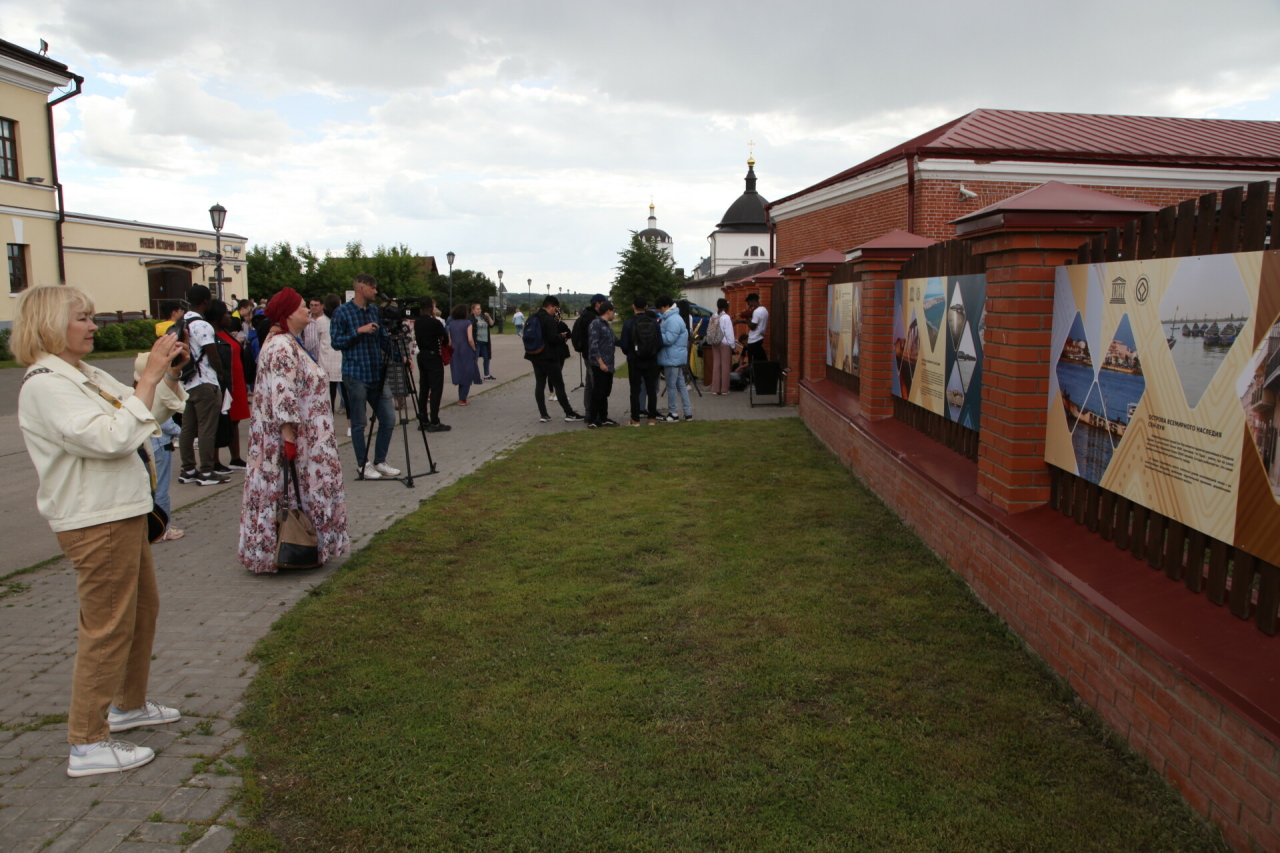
[637, 202, 674, 262]
[704, 156, 772, 277]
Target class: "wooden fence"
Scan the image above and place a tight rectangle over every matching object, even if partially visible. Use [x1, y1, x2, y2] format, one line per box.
[894, 239, 985, 460]
[1051, 180, 1279, 636]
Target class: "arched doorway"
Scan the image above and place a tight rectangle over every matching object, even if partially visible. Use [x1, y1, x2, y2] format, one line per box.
[147, 265, 193, 319]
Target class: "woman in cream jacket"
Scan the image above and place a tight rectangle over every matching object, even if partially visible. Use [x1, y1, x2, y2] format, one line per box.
[15, 285, 189, 778]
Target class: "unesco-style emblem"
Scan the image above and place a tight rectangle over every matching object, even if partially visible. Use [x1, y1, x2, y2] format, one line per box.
[1110, 276, 1126, 304]
[1135, 276, 1149, 304]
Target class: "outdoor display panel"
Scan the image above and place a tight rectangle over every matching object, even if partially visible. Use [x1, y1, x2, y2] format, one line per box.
[826, 281, 860, 376]
[1046, 251, 1280, 565]
[892, 273, 986, 429]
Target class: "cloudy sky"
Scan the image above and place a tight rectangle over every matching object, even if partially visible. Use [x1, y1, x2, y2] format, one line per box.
[5, 0, 1280, 294]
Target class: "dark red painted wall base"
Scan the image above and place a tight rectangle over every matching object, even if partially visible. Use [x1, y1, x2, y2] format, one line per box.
[800, 379, 1280, 853]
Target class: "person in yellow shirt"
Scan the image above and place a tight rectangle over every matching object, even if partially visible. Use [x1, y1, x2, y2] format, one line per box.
[154, 300, 184, 337]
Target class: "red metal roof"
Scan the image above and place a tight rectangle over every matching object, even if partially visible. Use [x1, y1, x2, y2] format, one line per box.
[952, 181, 1161, 237]
[773, 109, 1280, 207]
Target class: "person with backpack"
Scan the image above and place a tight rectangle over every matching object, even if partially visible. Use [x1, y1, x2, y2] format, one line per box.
[177, 285, 230, 486]
[620, 296, 661, 425]
[524, 295, 584, 423]
[571, 294, 607, 424]
[708, 297, 737, 394]
[655, 295, 692, 422]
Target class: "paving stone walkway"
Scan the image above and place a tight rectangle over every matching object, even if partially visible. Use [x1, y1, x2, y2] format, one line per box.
[0, 335, 795, 851]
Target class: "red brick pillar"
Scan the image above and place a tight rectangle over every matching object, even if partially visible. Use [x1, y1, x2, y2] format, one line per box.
[970, 231, 1098, 512]
[779, 265, 803, 403]
[848, 255, 909, 420]
[798, 265, 835, 384]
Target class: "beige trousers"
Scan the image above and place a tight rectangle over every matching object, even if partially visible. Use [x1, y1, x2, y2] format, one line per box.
[56, 515, 158, 744]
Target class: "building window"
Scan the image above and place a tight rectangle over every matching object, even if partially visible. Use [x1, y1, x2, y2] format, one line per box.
[0, 119, 15, 180]
[744, 246, 763, 257]
[8, 243, 28, 293]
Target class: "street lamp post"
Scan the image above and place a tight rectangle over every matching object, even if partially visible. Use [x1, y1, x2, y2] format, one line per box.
[497, 269, 504, 333]
[446, 251, 456, 311]
[208, 203, 227, 302]
[528, 278, 532, 310]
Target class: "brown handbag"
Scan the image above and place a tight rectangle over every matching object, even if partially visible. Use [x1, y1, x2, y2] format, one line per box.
[275, 458, 320, 569]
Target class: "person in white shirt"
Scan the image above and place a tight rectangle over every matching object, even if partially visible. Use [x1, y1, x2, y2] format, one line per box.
[742, 292, 769, 364]
[513, 309, 525, 339]
[709, 298, 738, 394]
[14, 285, 189, 778]
[177, 285, 229, 486]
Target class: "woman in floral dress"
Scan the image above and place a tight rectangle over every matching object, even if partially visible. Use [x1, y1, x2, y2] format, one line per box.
[239, 288, 349, 573]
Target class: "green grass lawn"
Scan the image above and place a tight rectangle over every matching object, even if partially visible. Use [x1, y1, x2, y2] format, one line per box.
[235, 420, 1227, 853]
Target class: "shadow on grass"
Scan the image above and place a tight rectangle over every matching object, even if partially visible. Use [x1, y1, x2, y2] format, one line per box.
[234, 420, 1227, 853]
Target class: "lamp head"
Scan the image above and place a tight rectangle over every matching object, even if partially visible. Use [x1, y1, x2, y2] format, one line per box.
[208, 203, 227, 231]
[446, 251, 455, 267]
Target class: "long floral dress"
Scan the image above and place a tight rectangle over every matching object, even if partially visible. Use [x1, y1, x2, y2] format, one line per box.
[239, 331, 350, 573]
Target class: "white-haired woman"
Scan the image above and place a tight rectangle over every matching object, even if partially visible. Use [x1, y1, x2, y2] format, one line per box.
[14, 285, 189, 777]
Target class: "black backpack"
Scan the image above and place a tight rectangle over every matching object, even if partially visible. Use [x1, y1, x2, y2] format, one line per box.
[523, 312, 546, 354]
[633, 313, 660, 359]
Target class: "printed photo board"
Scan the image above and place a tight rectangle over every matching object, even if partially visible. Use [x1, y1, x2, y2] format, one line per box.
[892, 273, 986, 430]
[1046, 251, 1280, 564]
[826, 281, 860, 376]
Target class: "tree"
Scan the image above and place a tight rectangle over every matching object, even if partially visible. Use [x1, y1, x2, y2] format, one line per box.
[248, 241, 435, 303]
[440, 269, 497, 313]
[611, 231, 683, 312]
[246, 242, 306, 300]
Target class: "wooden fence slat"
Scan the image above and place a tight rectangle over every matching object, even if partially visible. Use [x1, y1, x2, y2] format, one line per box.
[1155, 206, 1177, 258]
[1229, 551, 1257, 619]
[1195, 192, 1217, 256]
[1077, 242, 1090, 265]
[1114, 496, 1132, 550]
[1099, 491, 1115, 540]
[1185, 528, 1207, 593]
[1090, 234, 1107, 264]
[1121, 219, 1138, 262]
[1206, 541, 1231, 605]
[1163, 520, 1186, 581]
[1257, 562, 1280, 636]
[1060, 472, 1076, 517]
[1105, 227, 1121, 263]
[1174, 198, 1198, 256]
[1146, 512, 1166, 570]
[1085, 484, 1101, 534]
[1073, 477, 1089, 526]
[1130, 503, 1149, 561]
[1217, 185, 1245, 254]
[1240, 181, 1271, 252]
[1137, 212, 1158, 260]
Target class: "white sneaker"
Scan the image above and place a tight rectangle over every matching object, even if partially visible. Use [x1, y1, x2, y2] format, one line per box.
[362, 463, 383, 479]
[374, 462, 401, 477]
[347, 427, 352, 437]
[67, 740, 155, 777]
[108, 700, 181, 732]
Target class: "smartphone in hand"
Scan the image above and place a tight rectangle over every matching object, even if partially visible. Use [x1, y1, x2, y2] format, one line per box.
[168, 317, 187, 367]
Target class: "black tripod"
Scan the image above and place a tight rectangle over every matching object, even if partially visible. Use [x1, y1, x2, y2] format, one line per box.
[358, 330, 437, 487]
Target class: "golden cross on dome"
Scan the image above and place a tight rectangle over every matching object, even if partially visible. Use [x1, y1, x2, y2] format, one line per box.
[748, 140, 756, 166]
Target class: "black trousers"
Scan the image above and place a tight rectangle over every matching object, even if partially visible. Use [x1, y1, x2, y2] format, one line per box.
[629, 358, 660, 420]
[582, 354, 596, 422]
[416, 354, 445, 423]
[590, 367, 613, 424]
[533, 360, 573, 417]
[747, 341, 768, 365]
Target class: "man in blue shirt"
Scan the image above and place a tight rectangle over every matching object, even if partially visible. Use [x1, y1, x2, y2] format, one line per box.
[330, 274, 400, 480]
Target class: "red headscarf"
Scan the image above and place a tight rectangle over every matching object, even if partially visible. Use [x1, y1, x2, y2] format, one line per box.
[265, 287, 303, 327]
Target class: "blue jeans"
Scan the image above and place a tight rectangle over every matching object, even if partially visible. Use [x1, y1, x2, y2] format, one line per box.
[344, 375, 395, 467]
[665, 365, 691, 417]
[150, 437, 173, 516]
[477, 340, 492, 376]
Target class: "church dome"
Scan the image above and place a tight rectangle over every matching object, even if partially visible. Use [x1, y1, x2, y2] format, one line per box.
[716, 158, 770, 233]
[638, 227, 672, 242]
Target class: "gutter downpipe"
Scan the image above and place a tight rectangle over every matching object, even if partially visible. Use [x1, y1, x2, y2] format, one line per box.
[906, 155, 916, 235]
[46, 74, 84, 285]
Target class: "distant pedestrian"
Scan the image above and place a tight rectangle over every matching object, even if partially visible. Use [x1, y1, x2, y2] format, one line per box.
[742, 292, 769, 364]
[620, 296, 661, 425]
[524, 295, 583, 423]
[708, 298, 737, 395]
[302, 298, 323, 361]
[239, 287, 350, 574]
[587, 300, 619, 428]
[178, 285, 229, 486]
[513, 308, 525, 339]
[572, 294, 607, 424]
[656, 295, 692, 422]
[14, 285, 189, 777]
[208, 301, 250, 470]
[318, 294, 345, 416]
[154, 300, 183, 337]
[414, 296, 451, 432]
[448, 303, 482, 405]
[331, 274, 399, 479]
[472, 303, 497, 380]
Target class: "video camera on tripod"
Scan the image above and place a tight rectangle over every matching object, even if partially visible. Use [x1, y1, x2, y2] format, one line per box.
[374, 293, 421, 337]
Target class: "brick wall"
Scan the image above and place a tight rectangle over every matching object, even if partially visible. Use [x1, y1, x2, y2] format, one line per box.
[775, 175, 1246, 266]
[800, 386, 1280, 853]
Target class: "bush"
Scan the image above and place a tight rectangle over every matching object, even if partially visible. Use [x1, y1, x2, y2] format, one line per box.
[121, 319, 157, 350]
[0, 327, 11, 360]
[94, 323, 126, 351]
